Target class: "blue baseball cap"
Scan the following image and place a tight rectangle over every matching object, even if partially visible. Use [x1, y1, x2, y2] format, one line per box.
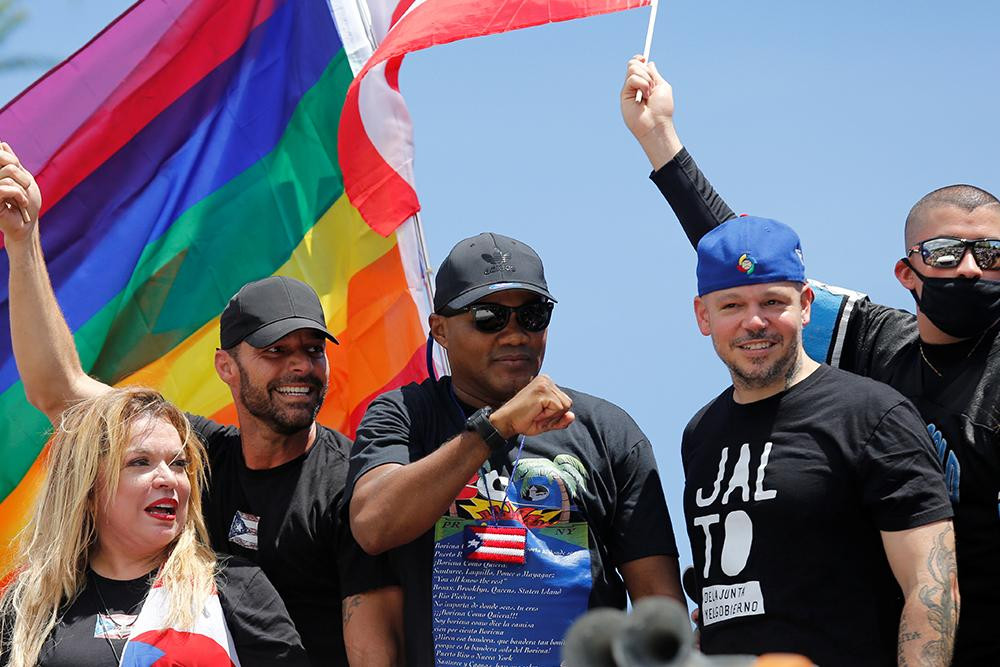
[696, 216, 806, 296]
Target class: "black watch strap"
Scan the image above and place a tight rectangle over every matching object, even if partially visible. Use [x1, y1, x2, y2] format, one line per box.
[465, 406, 508, 451]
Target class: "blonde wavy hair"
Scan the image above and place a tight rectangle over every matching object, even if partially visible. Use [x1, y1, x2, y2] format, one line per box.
[0, 387, 217, 667]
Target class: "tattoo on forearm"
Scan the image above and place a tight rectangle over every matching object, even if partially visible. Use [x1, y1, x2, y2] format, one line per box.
[342, 594, 364, 627]
[897, 615, 917, 666]
[908, 527, 959, 665]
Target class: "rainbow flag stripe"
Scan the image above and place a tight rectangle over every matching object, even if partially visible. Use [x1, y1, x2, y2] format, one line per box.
[0, 0, 432, 577]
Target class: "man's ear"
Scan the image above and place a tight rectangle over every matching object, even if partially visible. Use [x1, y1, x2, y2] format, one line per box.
[214, 348, 239, 387]
[895, 258, 920, 292]
[694, 296, 712, 336]
[428, 314, 448, 350]
[800, 284, 815, 327]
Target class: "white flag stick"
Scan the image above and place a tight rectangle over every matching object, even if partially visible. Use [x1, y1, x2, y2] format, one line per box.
[635, 0, 660, 103]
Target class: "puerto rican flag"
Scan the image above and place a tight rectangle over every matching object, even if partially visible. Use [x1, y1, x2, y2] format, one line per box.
[119, 583, 239, 666]
[464, 525, 527, 564]
[329, 0, 650, 236]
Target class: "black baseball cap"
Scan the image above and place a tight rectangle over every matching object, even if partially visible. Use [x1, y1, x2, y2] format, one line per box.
[220, 276, 338, 349]
[434, 232, 556, 313]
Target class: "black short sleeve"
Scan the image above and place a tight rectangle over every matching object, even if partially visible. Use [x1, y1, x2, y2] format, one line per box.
[609, 439, 679, 564]
[186, 413, 240, 458]
[345, 393, 415, 501]
[217, 558, 310, 667]
[859, 402, 953, 531]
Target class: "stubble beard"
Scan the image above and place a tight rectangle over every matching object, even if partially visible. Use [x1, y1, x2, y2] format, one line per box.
[725, 330, 803, 393]
[237, 362, 327, 436]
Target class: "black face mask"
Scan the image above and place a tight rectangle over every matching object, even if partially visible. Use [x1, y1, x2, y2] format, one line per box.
[904, 259, 1000, 338]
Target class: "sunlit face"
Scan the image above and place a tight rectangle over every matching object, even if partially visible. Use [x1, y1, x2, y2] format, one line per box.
[228, 329, 330, 435]
[899, 204, 1000, 291]
[695, 282, 812, 392]
[430, 289, 548, 406]
[94, 416, 191, 564]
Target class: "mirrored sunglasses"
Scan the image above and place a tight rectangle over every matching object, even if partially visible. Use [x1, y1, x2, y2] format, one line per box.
[450, 301, 554, 333]
[907, 236, 1000, 270]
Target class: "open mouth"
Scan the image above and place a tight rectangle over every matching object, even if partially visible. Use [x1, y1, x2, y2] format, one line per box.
[739, 341, 774, 351]
[145, 499, 177, 521]
[274, 385, 312, 396]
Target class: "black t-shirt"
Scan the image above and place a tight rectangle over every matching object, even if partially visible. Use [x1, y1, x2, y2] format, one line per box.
[344, 376, 679, 666]
[191, 417, 355, 667]
[11, 558, 307, 667]
[682, 365, 952, 665]
[651, 150, 1000, 662]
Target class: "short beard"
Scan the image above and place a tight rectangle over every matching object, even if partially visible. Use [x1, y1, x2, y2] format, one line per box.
[236, 361, 326, 435]
[725, 330, 802, 393]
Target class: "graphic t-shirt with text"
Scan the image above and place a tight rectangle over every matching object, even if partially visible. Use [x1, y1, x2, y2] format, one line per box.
[682, 365, 951, 666]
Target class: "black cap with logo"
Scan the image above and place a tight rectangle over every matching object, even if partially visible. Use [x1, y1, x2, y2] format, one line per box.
[220, 276, 338, 349]
[434, 232, 556, 313]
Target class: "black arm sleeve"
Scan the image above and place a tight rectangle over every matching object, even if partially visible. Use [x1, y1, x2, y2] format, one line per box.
[649, 147, 737, 248]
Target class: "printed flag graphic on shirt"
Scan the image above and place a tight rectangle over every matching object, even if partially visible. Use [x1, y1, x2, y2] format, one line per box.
[463, 524, 527, 564]
[330, 0, 651, 234]
[228, 511, 260, 552]
[0, 0, 436, 582]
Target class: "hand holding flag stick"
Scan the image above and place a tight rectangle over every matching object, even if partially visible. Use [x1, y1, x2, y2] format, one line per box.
[634, 0, 659, 103]
[3, 201, 31, 225]
[0, 140, 32, 224]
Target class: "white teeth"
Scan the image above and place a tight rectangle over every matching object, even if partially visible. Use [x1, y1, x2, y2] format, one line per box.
[741, 342, 772, 350]
[276, 386, 310, 395]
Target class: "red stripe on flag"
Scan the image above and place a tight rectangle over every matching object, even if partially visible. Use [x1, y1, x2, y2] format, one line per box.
[469, 526, 527, 537]
[340, 0, 649, 235]
[389, 0, 421, 28]
[466, 551, 526, 564]
[466, 524, 527, 563]
[339, 61, 421, 237]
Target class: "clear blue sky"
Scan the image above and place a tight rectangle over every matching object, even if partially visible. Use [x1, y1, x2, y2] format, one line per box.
[4, 0, 999, 579]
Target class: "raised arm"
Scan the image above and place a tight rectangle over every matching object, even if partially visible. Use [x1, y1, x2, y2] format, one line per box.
[0, 142, 109, 423]
[349, 374, 575, 555]
[882, 520, 959, 666]
[620, 58, 736, 247]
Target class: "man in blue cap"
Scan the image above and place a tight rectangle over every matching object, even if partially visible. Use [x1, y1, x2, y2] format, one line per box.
[622, 57, 1000, 663]
[683, 216, 956, 665]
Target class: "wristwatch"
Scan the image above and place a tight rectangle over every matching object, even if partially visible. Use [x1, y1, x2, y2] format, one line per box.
[465, 406, 509, 452]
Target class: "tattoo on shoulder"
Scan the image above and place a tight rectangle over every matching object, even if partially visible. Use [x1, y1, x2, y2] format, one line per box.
[342, 594, 364, 627]
[916, 526, 959, 664]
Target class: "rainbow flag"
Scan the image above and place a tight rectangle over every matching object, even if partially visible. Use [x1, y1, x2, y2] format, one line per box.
[0, 0, 433, 579]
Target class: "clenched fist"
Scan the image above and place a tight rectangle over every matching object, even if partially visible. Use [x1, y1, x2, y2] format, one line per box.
[489, 374, 575, 438]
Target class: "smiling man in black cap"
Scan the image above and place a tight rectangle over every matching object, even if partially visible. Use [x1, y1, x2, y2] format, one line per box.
[343, 232, 683, 666]
[2, 161, 361, 666]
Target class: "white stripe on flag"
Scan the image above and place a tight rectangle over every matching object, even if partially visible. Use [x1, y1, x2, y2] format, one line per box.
[477, 546, 526, 557]
[480, 533, 525, 544]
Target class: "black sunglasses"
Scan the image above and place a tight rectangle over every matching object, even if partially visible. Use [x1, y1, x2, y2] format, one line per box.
[448, 300, 554, 333]
[907, 236, 1000, 271]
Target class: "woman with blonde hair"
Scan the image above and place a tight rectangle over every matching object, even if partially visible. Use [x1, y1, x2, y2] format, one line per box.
[0, 387, 308, 666]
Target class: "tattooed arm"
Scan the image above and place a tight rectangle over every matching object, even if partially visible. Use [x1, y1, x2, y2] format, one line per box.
[342, 586, 404, 666]
[881, 520, 959, 667]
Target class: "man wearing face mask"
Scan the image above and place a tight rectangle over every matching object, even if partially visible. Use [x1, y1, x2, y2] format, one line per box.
[621, 57, 1000, 663]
